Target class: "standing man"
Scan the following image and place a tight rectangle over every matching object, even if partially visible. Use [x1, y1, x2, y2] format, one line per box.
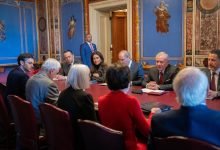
[5, 53, 34, 111]
[142, 51, 179, 90]
[118, 50, 144, 86]
[26, 58, 60, 122]
[201, 49, 220, 99]
[80, 33, 97, 67]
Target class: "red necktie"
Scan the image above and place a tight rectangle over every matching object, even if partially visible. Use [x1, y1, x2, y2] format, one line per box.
[159, 72, 163, 84]
[210, 72, 216, 91]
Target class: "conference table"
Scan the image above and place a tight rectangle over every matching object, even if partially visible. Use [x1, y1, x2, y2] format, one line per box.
[54, 80, 220, 111]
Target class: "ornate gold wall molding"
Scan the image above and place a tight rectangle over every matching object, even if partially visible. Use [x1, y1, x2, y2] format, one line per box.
[185, 0, 220, 67]
[132, 0, 139, 62]
[36, 0, 50, 62]
[84, 0, 90, 35]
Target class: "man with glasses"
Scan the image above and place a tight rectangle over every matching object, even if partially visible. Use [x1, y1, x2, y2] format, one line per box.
[142, 51, 179, 90]
[26, 58, 60, 122]
[118, 50, 144, 86]
[5, 53, 34, 112]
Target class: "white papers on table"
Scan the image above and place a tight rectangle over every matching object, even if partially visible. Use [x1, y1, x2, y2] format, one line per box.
[142, 88, 166, 95]
[98, 83, 107, 86]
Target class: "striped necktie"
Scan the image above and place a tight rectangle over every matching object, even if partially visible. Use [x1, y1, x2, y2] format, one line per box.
[89, 43, 94, 52]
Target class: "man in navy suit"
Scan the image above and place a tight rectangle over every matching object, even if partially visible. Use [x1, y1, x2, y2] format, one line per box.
[151, 67, 220, 147]
[80, 34, 97, 67]
[118, 50, 144, 86]
[5, 53, 34, 114]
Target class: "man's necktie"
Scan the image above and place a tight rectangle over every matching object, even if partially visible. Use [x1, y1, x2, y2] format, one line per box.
[210, 72, 216, 91]
[159, 72, 163, 84]
[89, 43, 94, 52]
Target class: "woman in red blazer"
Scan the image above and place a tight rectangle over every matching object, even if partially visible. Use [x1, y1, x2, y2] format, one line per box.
[98, 64, 159, 150]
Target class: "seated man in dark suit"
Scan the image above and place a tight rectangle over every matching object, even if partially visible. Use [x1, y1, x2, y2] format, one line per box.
[142, 52, 178, 90]
[151, 67, 220, 147]
[118, 50, 144, 86]
[60, 50, 78, 76]
[201, 49, 220, 99]
[57, 50, 79, 80]
[5, 53, 34, 112]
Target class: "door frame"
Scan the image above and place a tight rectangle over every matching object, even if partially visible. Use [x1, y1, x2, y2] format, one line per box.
[89, 0, 132, 65]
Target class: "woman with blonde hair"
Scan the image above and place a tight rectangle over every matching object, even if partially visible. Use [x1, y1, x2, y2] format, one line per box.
[58, 64, 97, 150]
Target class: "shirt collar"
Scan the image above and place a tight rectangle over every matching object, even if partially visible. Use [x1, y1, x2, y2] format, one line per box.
[128, 60, 132, 68]
[215, 68, 220, 74]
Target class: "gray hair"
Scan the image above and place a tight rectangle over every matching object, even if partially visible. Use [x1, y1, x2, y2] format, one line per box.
[173, 67, 208, 106]
[67, 64, 90, 90]
[119, 50, 130, 58]
[41, 58, 61, 73]
[156, 51, 169, 60]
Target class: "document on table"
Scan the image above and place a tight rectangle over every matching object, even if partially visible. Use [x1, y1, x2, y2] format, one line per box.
[142, 88, 166, 95]
[98, 83, 107, 86]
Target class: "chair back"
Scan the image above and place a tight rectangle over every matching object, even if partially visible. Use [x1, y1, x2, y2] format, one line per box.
[39, 103, 74, 150]
[0, 83, 6, 98]
[0, 83, 11, 131]
[0, 84, 16, 148]
[7, 95, 41, 150]
[153, 136, 220, 150]
[78, 119, 124, 150]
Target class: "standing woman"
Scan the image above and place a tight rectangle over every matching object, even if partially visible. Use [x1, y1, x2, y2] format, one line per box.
[57, 64, 97, 150]
[90, 51, 108, 83]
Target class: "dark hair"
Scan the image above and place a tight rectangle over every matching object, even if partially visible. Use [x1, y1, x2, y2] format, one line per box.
[210, 49, 220, 60]
[91, 51, 104, 66]
[106, 63, 130, 90]
[17, 53, 33, 65]
[63, 49, 73, 55]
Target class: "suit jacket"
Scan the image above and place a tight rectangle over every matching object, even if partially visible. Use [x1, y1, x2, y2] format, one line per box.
[201, 67, 220, 91]
[142, 64, 179, 90]
[26, 71, 59, 122]
[90, 64, 108, 83]
[80, 42, 97, 67]
[60, 63, 71, 76]
[98, 91, 150, 150]
[151, 105, 220, 146]
[5, 67, 29, 114]
[130, 61, 144, 86]
[58, 86, 97, 150]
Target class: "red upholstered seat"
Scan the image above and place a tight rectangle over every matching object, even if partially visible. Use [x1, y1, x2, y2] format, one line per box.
[78, 119, 125, 150]
[0, 83, 16, 149]
[153, 136, 220, 150]
[39, 103, 74, 150]
[8, 95, 47, 150]
[137, 141, 147, 150]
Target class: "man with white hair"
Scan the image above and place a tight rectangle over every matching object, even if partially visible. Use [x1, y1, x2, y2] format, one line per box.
[118, 50, 144, 86]
[26, 58, 61, 122]
[142, 51, 178, 90]
[151, 67, 220, 146]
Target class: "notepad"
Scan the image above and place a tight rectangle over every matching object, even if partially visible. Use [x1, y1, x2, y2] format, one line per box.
[142, 88, 166, 95]
[141, 101, 172, 113]
[98, 83, 107, 86]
